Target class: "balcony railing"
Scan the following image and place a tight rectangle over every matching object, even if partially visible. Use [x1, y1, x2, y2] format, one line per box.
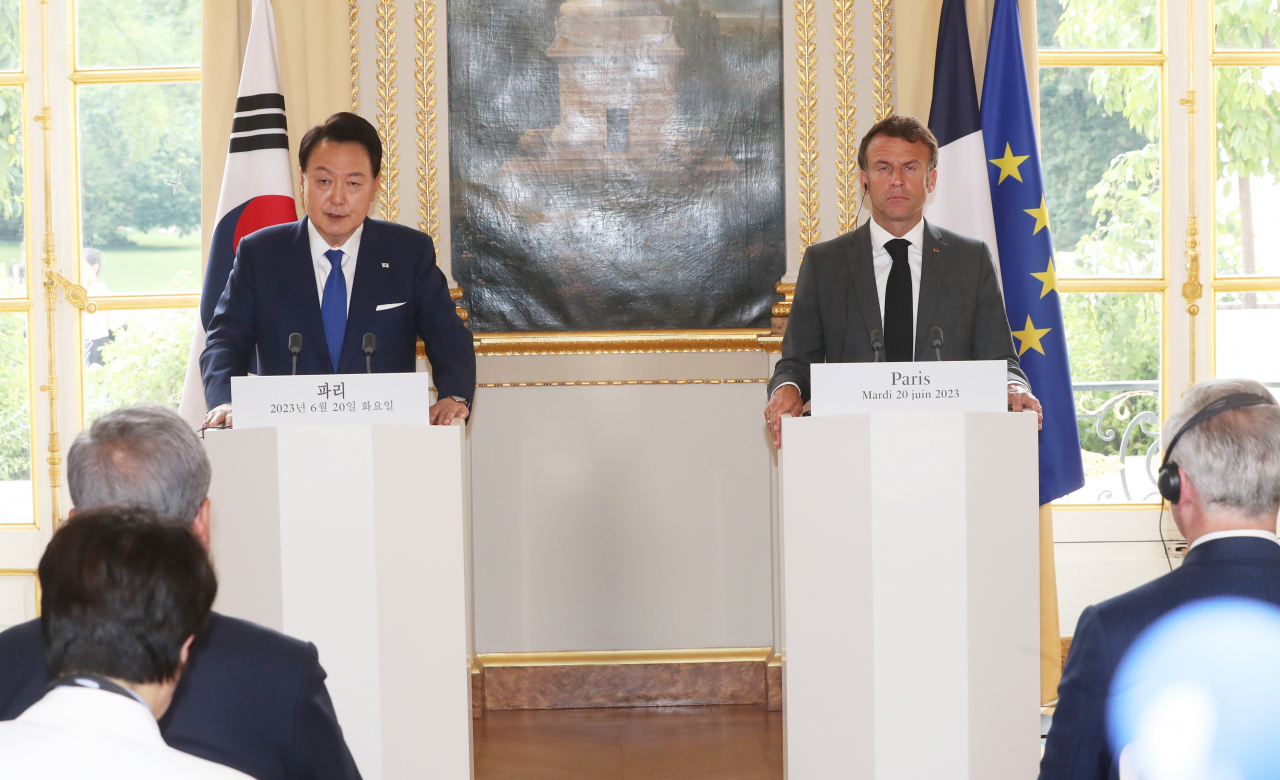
[1072, 380, 1279, 503]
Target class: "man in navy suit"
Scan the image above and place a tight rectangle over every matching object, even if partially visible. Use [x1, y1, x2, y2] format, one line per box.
[1040, 377, 1280, 780]
[0, 404, 361, 780]
[201, 112, 474, 429]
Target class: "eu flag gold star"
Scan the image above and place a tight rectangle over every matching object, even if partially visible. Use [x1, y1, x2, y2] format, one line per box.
[989, 143, 1030, 185]
[1030, 257, 1059, 298]
[1011, 315, 1052, 357]
[1025, 196, 1051, 235]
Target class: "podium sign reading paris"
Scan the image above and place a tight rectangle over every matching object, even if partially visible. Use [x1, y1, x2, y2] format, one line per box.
[448, 0, 786, 331]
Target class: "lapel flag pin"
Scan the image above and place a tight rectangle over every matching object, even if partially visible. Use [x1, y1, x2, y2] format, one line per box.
[382, 263, 389, 267]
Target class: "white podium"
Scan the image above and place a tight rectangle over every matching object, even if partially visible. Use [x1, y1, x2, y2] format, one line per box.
[204, 423, 472, 780]
[780, 411, 1040, 779]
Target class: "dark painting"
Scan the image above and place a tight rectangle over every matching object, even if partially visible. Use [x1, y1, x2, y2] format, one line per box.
[448, 0, 786, 332]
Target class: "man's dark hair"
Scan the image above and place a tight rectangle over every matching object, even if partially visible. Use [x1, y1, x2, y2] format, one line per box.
[298, 112, 383, 178]
[40, 507, 217, 684]
[857, 114, 940, 173]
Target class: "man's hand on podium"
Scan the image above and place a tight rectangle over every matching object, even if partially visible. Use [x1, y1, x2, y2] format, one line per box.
[430, 397, 469, 426]
[205, 403, 233, 430]
[765, 384, 804, 449]
[1008, 383, 1043, 430]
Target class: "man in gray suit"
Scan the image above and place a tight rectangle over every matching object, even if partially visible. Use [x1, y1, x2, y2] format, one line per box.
[765, 115, 1042, 447]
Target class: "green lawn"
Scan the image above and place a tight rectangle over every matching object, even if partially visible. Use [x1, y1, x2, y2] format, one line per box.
[95, 229, 201, 294]
[0, 229, 202, 298]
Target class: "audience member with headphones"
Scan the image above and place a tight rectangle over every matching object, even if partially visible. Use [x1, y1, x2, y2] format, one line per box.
[1039, 377, 1280, 780]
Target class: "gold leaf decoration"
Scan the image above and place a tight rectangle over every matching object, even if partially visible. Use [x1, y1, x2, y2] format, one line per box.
[833, 0, 857, 235]
[376, 0, 400, 222]
[795, 0, 820, 251]
[415, 0, 440, 246]
[349, 0, 360, 111]
[872, 0, 895, 121]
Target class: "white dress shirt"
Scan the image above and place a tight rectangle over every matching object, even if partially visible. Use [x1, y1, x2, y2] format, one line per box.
[307, 218, 363, 316]
[867, 215, 925, 347]
[0, 686, 252, 780]
[1188, 528, 1279, 551]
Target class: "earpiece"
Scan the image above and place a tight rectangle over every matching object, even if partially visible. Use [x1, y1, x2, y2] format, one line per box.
[1156, 393, 1270, 504]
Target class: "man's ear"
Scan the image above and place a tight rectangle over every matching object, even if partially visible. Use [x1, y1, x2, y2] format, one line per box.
[67, 507, 75, 518]
[191, 498, 211, 551]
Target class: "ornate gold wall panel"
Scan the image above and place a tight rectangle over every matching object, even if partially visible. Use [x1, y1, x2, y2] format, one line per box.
[350, 0, 361, 111]
[833, 0, 857, 235]
[375, 0, 400, 223]
[414, 0, 440, 246]
[871, 0, 895, 121]
[794, 0, 821, 252]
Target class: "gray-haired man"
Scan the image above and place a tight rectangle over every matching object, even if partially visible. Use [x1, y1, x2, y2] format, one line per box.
[1040, 378, 1280, 780]
[0, 403, 362, 780]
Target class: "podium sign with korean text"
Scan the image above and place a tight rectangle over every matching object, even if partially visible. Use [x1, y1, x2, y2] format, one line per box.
[230, 373, 435, 428]
[810, 360, 1006, 416]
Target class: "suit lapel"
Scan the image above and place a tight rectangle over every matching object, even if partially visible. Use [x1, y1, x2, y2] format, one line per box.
[915, 219, 948, 356]
[338, 219, 380, 372]
[843, 223, 882, 359]
[290, 218, 331, 372]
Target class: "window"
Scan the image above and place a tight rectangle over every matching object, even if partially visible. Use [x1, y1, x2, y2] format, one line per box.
[1211, 2, 1280, 395]
[0, 0, 31, 529]
[1038, 0, 1167, 504]
[72, 0, 201, 427]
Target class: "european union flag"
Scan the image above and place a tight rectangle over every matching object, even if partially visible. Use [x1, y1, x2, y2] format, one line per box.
[981, 0, 1085, 504]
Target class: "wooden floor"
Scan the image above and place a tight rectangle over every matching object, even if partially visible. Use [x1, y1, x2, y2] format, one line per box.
[473, 704, 783, 779]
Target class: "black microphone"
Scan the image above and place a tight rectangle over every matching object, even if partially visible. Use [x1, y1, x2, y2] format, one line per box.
[929, 327, 944, 361]
[362, 333, 376, 374]
[870, 328, 884, 362]
[288, 333, 302, 375]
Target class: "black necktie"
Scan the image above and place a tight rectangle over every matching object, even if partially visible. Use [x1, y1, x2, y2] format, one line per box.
[883, 238, 913, 361]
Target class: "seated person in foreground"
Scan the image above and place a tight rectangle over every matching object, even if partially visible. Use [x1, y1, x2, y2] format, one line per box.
[763, 114, 1041, 447]
[0, 507, 251, 780]
[1040, 377, 1280, 780]
[0, 403, 362, 780]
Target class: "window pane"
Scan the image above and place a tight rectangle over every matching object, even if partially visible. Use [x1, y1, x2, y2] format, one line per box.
[1040, 67, 1162, 276]
[1216, 291, 1280, 399]
[0, 86, 23, 298]
[1057, 292, 1162, 504]
[1214, 0, 1279, 50]
[0, 311, 33, 525]
[78, 82, 201, 295]
[83, 307, 196, 425]
[76, 0, 200, 69]
[1214, 67, 1280, 277]
[0, 0, 19, 72]
[1037, 0, 1158, 49]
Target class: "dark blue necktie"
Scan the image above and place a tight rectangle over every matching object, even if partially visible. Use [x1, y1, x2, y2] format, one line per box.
[320, 248, 347, 371]
[883, 238, 913, 362]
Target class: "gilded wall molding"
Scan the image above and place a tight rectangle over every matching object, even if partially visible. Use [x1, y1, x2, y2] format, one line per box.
[473, 378, 768, 388]
[871, 0, 895, 120]
[477, 647, 772, 668]
[473, 329, 774, 356]
[415, 0, 441, 246]
[833, 0, 857, 235]
[349, 0, 360, 111]
[794, 0, 820, 251]
[375, 0, 400, 222]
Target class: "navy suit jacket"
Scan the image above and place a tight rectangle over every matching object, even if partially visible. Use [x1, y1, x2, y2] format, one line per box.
[200, 217, 475, 409]
[1040, 536, 1280, 780]
[0, 613, 361, 780]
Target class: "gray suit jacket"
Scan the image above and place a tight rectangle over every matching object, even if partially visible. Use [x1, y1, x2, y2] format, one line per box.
[768, 219, 1029, 400]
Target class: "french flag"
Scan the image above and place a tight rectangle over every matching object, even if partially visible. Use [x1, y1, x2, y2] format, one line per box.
[923, 0, 1003, 289]
[178, 0, 297, 427]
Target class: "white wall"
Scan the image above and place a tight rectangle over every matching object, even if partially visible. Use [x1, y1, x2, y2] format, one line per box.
[468, 352, 776, 653]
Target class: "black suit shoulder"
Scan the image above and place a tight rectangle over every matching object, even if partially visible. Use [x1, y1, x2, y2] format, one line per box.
[0, 619, 47, 720]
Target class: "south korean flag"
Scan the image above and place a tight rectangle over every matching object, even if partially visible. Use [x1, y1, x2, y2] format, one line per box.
[178, 0, 297, 428]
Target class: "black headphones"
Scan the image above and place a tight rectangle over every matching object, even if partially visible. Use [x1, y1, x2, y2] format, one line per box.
[1157, 392, 1271, 504]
